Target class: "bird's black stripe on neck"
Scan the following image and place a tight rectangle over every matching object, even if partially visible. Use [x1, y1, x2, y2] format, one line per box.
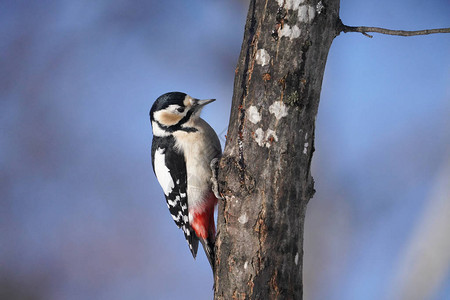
[156, 120, 198, 133]
[178, 108, 195, 127]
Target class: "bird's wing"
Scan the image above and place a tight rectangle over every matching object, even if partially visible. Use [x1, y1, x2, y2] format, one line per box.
[151, 136, 199, 257]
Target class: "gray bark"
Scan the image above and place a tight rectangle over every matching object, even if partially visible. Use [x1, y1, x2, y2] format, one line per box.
[214, 0, 340, 299]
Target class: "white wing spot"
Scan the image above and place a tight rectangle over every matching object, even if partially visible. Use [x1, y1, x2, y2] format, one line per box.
[154, 148, 174, 196]
[172, 213, 181, 222]
[183, 226, 191, 236]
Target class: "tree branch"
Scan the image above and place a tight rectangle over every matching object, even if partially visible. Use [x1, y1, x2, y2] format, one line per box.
[338, 20, 450, 38]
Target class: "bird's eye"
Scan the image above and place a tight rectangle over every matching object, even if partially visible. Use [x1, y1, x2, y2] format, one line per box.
[176, 107, 185, 113]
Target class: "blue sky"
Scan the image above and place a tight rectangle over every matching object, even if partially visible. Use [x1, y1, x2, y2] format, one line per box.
[1, 1, 449, 299]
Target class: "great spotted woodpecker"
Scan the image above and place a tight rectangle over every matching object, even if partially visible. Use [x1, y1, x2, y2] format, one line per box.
[150, 92, 221, 272]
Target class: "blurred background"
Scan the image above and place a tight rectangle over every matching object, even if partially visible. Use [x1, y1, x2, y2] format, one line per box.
[1, 0, 449, 299]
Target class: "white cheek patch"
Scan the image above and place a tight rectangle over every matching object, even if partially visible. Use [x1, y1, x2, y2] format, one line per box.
[154, 148, 174, 196]
[152, 121, 170, 137]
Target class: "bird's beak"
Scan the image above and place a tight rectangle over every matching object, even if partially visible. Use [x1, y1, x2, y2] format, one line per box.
[193, 98, 216, 107]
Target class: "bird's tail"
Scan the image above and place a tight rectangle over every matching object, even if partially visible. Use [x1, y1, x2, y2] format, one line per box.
[200, 235, 215, 274]
[182, 225, 199, 259]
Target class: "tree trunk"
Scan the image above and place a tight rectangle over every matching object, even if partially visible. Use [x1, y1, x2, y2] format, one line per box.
[214, 0, 340, 299]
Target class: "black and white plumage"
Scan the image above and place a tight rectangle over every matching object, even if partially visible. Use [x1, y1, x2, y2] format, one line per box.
[149, 92, 221, 272]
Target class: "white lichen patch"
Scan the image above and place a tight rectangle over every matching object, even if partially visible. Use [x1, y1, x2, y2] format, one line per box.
[303, 142, 309, 154]
[277, 0, 305, 10]
[269, 101, 288, 120]
[265, 129, 279, 148]
[256, 49, 270, 66]
[244, 261, 248, 269]
[238, 213, 248, 224]
[279, 24, 291, 38]
[309, 5, 316, 20]
[248, 105, 261, 124]
[295, 252, 299, 265]
[254, 128, 265, 147]
[279, 24, 301, 39]
[298, 5, 316, 23]
[290, 25, 301, 38]
[286, 0, 303, 10]
[316, 1, 324, 14]
[254, 128, 279, 148]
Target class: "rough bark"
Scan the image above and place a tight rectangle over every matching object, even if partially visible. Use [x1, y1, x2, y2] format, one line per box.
[214, 0, 340, 299]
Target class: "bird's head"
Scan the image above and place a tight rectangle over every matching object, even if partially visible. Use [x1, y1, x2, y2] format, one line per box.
[150, 92, 215, 135]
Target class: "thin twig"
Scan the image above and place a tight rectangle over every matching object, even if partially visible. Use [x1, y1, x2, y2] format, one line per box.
[337, 20, 450, 38]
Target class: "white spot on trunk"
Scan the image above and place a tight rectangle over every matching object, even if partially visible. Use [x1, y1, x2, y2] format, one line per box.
[248, 105, 262, 124]
[254, 128, 279, 148]
[279, 24, 291, 38]
[265, 129, 278, 148]
[254, 128, 265, 147]
[294, 0, 306, 10]
[303, 142, 309, 154]
[308, 5, 316, 21]
[279, 24, 301, 39]
[291, 25, 301, 38]
[298, 5, 315, 23]
[244, 261, 248, 269]
[278, 0, 305, 10]
[256, 49, 270, 66]
[269, 101, 288, 119]
[238, 213, 248, 224]
[316, 1, 324, 14]
[295, 252, 299, 265]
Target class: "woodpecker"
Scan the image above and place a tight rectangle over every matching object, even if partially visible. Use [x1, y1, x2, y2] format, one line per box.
[149, 92, 221, 272]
